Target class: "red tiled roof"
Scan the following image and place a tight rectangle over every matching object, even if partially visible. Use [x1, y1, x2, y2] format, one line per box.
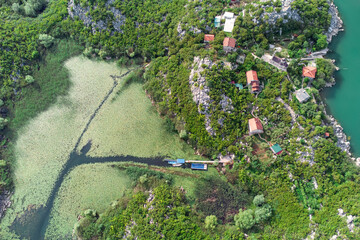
[223, 37, 236, 48]
[204, 34, 215, 42]
[303, 66, 317, 78]
[249, 118, 263, 131]
[246, 70, 258, 84]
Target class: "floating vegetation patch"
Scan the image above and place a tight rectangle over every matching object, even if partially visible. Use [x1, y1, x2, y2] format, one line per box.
[45, 163, 131, 239]
[77, 82, 198, 159]
[0, 56, 123, 237]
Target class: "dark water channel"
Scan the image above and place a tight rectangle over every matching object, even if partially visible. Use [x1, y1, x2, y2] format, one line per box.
[10, 142, 167, 240]
[9, 68, 168, 239]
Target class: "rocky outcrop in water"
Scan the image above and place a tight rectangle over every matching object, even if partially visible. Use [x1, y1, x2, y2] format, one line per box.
[326, 2, 343, 43]
[327, 114, 351, 154]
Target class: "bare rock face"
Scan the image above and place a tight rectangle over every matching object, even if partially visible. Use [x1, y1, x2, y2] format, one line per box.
[189, 57, 235, 135]
[355, 158, 360, 167]
[219, 95, 234, 113]
[68, 0, 126, 34]
[326, 2, 343, 43]
[327, 115, 351, 154]
[189, 57, 214, 135]
[257, 0, 301, 25]
[338, 208, 358, 233]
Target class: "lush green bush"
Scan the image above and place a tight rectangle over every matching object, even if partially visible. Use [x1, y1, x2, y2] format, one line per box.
[205, 215, 218, 230]
[235, 209, 255, 230]
[76, 184, 207, 239]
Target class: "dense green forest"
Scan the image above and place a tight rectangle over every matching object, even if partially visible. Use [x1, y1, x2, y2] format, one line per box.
[0, 0, 359, 239]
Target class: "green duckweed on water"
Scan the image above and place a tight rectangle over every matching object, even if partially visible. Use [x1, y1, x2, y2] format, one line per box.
[45, 163, 131, 239]
[77, 81, 199, 159]
[0, 56, 123, 237]
[1, 55, 201, 239]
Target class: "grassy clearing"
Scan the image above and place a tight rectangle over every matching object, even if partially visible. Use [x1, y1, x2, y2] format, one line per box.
[45, 163, 131, 239]
[172, 168, 220, 204]
[77, 81, 200, 159]
[0, 56, 123, 235]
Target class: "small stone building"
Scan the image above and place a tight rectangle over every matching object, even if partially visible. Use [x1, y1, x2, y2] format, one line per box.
[223, 37, 236, 52]
[295, 89, 310, 103]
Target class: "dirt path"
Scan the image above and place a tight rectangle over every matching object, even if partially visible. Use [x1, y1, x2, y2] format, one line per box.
[276, 96, 304, 130]
[286, 74, 297, 91]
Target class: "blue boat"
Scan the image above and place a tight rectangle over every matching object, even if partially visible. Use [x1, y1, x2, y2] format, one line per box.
[191, 163, 208, 170]
[176, 159, 185, 164]
[166, 158, 185, 167]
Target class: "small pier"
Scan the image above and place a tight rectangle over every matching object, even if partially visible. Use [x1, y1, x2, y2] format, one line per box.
[164, 156, 234, 171]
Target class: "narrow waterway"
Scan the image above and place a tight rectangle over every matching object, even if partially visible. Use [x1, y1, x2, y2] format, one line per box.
[10, 145, 167, 240]
[323, 0, 360, 156]
[9, 67, 168, 239]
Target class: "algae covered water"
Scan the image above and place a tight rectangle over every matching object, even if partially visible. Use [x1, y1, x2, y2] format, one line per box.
[323, 0, 360, 156]
[0, 57, 199, 239]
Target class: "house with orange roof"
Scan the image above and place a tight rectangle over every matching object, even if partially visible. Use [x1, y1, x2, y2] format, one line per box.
[246, 70, 261, 93]
[246, 70, 258, 84]
[223, 37, 236, 52]
[302, 66, 317, 79]
[204, 34, 215, 43]
[249, 118, 263, 135]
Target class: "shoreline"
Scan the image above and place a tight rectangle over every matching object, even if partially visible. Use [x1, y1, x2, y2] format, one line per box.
[321, 1, 360, 163]
[321, 1, 360, 165]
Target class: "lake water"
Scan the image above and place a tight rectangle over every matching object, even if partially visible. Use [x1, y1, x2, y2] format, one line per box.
[323, 0, 360, 156]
